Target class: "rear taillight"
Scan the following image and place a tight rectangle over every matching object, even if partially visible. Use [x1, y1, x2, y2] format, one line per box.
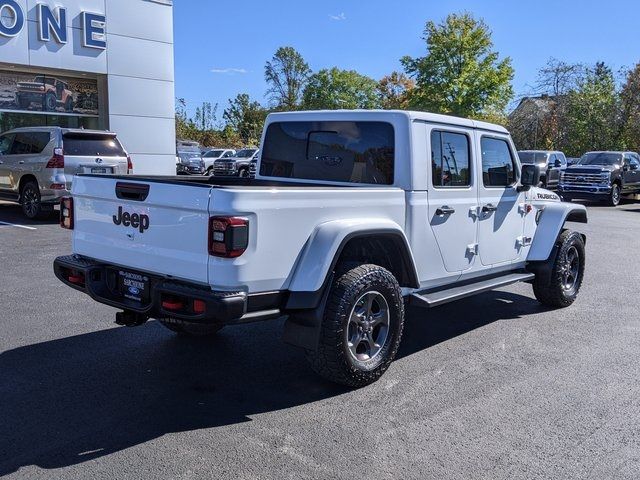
[60, 196, 73, 230]
[127, 155, 133, 174]
[208, 216, 249, 258]
[46, 147, 64, 169]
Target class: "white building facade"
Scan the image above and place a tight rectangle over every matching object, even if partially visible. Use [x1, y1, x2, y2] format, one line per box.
[0, 0, 175, 174]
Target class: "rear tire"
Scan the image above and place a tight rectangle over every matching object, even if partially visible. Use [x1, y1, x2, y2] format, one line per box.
[532, 230, 585, 308]
[158, 318, 224, 337]
[20, 181, 44, 220]
[305, 263, 404, 388]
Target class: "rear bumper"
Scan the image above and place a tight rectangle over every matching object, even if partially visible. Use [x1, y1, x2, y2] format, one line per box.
[53, 255, 261, 324]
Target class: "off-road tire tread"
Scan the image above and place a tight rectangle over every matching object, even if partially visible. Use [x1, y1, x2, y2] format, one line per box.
[533, 229, 585, 308]
[305, 263, 404, 388]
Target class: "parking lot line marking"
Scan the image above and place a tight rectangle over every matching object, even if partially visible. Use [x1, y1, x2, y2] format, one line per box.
[0, 221, 37, 231]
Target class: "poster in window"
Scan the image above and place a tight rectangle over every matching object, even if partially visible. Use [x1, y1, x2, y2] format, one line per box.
[0, 70, 99, 116]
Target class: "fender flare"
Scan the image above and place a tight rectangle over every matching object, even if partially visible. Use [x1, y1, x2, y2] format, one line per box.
[285, 218, 419, 310]
[527, 202, 587, 262]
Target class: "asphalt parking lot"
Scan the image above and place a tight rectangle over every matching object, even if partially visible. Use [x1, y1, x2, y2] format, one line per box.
[1, 199, 639, 480]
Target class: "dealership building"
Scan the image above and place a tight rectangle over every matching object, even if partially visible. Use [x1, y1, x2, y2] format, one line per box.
[0, 0, 175, 174]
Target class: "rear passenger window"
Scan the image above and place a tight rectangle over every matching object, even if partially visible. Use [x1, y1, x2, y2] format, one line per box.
[10, 132, 50, 155]
[261, 121, 394, 185]
[481, 137, 516, 187]
[431, 130, 471, 187]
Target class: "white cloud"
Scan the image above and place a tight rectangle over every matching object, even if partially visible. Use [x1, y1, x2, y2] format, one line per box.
[329, 12, 346, 21]
[211, 68, 248, 75]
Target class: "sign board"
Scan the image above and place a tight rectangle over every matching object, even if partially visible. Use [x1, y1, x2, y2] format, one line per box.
[0, 1, 107, 49]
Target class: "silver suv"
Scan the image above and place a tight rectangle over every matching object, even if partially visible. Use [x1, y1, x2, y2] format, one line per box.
[0, 127, 131, 219]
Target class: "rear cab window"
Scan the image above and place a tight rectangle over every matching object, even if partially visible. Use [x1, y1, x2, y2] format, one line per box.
[63, 134, 126, 157]
[260, 121, 395, 185]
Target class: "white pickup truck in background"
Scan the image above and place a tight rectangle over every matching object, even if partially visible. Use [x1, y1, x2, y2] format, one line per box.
[54, 110, 587, 387]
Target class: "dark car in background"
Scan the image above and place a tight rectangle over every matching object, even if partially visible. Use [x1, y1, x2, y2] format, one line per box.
[559, 151, 640, 206]
[176, 142, 205, 175]
[213, 148, 259, 177]
[518, 150, 567, 190]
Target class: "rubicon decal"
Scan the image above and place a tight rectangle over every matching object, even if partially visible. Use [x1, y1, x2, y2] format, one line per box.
[113, 206, 149, 233]
[536, 193, 559, 201]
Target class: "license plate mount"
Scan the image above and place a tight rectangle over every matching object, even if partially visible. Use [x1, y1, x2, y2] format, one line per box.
[118, 270, 150, 303]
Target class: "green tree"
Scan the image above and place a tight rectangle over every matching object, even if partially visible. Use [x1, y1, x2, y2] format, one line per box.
[401, 12, 514, 118]
[302, 68, 381, 110]
[265, 46, 311, 110]
[565, 62, 622, 156]
[193, 102, 218, 131]
[620, 62, 640, 152]
[223, 93, 268, 145]
[378, 72, 414, 109]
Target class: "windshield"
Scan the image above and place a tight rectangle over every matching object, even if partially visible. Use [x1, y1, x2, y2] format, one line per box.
[579, 152, 622, 166]
[178, 152, 201, 162]
[233, 149, 257, 158]
[518, 152, 549, 165]
[204, 150, 225, 158]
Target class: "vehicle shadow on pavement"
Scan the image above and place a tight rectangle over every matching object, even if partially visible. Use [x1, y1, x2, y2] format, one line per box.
[0, 290, 544, 475]
[0, 203, 59, 226]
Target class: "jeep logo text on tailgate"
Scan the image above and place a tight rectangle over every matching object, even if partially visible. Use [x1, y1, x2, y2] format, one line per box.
[113, 206, 149, 233]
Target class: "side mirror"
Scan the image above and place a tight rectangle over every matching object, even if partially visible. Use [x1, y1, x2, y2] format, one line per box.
[632, 164, 639, 171]
[554, 159, 562, 168]
[518, 164, 541, 192]
[623, 164, 630, 172]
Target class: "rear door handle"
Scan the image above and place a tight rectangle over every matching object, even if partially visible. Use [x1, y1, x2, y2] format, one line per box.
[18, 161, 25, 164]
[435, 206, 455, 216]
[482, 204, 498, 213]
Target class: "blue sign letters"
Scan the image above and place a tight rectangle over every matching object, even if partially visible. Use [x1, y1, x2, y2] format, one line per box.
[38, 5, 68, 44]
[0, 2, 106, 50]
[82, 12, 107, 50]
[0, 0, 24, 37]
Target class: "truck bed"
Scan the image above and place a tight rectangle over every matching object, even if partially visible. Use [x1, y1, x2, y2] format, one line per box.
[80, 174, 369, 189]
[69, 174, 407, 292]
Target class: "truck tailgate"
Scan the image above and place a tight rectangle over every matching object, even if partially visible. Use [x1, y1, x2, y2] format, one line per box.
[71, 176, 212, 284]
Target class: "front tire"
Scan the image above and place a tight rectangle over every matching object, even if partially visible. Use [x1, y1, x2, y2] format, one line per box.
[606, 183, 621, 206]
[158, 318, 224, 337]
[305, 264, 404, 388]
[44, 92, 57, 111]
[238, 168, 249, 178]
[532, 230, 585, 308]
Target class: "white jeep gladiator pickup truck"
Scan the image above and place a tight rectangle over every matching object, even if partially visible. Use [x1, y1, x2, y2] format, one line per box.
[54, 110, 588, 387]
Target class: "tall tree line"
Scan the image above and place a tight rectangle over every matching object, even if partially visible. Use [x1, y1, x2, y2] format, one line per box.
[176, 12, 514, 147]
[509, 59, 640, 156]
[178, 10, 640, 156]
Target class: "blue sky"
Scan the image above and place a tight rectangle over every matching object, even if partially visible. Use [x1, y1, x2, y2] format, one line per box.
[174, 0, 640, 118]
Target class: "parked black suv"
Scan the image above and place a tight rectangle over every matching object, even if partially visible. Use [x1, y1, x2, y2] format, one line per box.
[559, 151, 640, 206]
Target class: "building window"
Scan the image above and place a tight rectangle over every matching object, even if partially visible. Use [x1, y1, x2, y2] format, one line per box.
[0, 68, 100, 133]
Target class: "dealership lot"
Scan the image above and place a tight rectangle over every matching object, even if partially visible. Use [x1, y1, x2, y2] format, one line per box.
[1, 200, 639, 479]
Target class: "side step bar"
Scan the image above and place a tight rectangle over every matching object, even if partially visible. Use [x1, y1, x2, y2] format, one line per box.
[410, 272, 535, 308]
